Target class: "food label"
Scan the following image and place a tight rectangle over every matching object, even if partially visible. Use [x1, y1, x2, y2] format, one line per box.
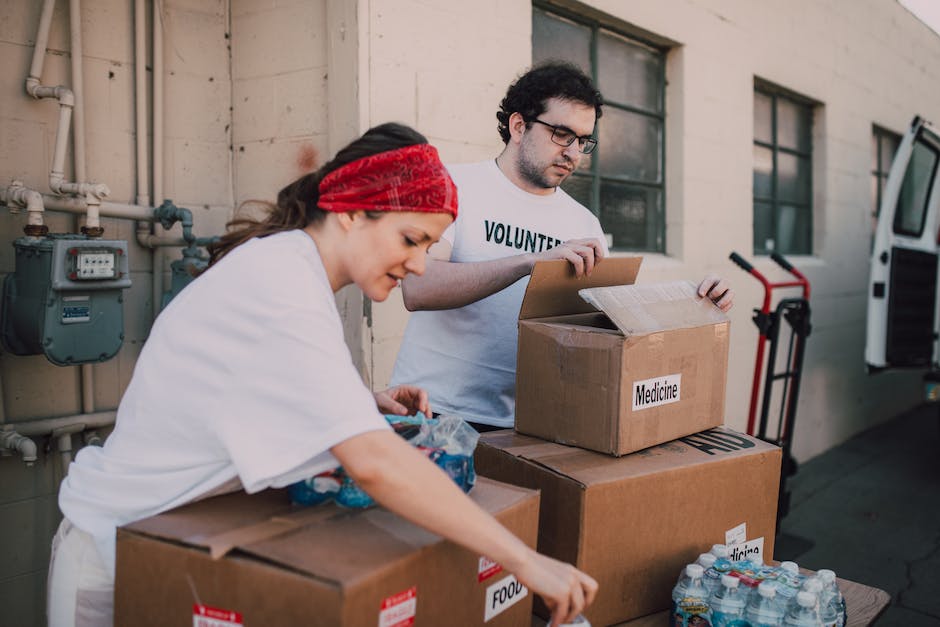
[192, 604, 243, 627]
[379, 586, 417, 627]
[484, 574, 527, 622]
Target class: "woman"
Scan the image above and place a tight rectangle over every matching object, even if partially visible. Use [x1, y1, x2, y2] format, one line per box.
[48, 123, 598, 627]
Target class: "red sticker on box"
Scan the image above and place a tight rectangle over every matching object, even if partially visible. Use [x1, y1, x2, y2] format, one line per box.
[192, 604, 243, 627]
[378, 586, 417, 627]
[478, 556, 503, 582]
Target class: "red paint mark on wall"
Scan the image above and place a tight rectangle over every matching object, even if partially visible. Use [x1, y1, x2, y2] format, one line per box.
[297, 143, 319, 173]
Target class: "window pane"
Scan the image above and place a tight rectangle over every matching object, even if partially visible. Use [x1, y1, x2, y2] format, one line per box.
[777, 204, 812, 254]
[753, 145, 773, 198]
[777, 97, 811, 152]
[871, 132, 879, 171]
[871, 174, 880, 219]
[532, 8, 591, 73]
[754, 201, 774, 254]
[600, 181, 661, 250]
[598, 30, 662, 112]
[880, 133, 900, 171]
[598, 108, 662, 182]
[754, 91, 772, 144]
[777, 152, 811, 203]
[894, 140, 939, 237]
[561, 174, 593, 210]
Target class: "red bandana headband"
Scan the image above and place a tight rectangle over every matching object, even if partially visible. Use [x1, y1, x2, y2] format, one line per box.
[317, 144, 458, 218]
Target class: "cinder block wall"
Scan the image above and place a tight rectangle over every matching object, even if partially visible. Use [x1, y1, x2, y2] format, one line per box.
[0, 1, 330, 623]
[365, 0, 940, 464]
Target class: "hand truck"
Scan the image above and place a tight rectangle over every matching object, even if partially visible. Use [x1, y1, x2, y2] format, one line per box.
[730, 251, 812, 524]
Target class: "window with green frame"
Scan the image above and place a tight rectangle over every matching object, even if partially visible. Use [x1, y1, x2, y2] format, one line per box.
[532, 5, 666, 252]
[753, 82, 814, 255]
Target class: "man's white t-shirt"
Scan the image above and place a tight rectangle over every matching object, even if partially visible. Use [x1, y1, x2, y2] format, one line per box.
[58, 230, 389, 577]
[392, 160, 607, 427]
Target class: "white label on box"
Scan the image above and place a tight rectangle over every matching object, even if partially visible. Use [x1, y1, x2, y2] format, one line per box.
[725, 522, 747, 546]
[632, 374, 682, 411]
[379, 586, 417, 627]
[484, 574, 528, 622]
[478, 555, 503, 582]
[192, 604, 243, 627]
[728, 537, 764, 564]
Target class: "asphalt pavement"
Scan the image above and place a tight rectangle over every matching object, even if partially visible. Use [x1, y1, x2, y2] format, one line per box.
[774, 402, 940, 626]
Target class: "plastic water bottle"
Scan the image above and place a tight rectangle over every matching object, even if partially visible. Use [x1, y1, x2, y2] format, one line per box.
[774, 561, 805, 612]
[784, 590, 822, 626]
[711, 543, 730, 560]
[780, 561, 800, 575]
[697, 552, 722, 596]
[540, 614, 590, 627]
[710, 574, 747, 627]
[745, 581, 784, 626]
[816, 569, 845, 627]
[672, 564, 712, 626]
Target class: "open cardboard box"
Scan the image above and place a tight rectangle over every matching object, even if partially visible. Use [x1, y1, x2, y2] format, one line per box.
[115, 477, 539, 626]
[476, 427, 781, 626]
[515, 258, 730, 456]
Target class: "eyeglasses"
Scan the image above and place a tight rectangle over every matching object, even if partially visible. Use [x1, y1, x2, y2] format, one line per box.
[529, 118, 598, 154]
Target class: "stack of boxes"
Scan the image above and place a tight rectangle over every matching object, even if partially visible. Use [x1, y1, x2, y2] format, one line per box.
[112, 258, 780, 627]
[475, 259, 782, 626]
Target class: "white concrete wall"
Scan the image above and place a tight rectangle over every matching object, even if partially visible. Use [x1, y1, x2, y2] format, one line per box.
[364, 0, 940, 463]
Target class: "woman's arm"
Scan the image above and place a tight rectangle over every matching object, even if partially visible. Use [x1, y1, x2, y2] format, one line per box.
[331, 430, 598, 626]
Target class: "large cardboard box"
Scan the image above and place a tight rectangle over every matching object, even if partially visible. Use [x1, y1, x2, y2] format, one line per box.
[475, 427, 781, 626]
[115, 477, 539, 626]
[515, 259, 731, 456]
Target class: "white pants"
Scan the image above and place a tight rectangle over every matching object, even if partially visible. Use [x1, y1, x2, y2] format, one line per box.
[47, 519, 114, 627]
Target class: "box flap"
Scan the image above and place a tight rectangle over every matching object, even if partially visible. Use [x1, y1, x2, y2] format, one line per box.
[519, 257, 642, 320]
[578, 280, 729, 336]
[122, 477, 537, 586]
[479, 427, 778, 487]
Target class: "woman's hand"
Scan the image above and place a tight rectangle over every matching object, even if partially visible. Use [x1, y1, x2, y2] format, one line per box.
[374, 385, 431, 416]
[511, 549, 598, 626]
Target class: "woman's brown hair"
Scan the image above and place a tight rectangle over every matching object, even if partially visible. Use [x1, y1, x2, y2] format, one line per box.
[207, 123, 428, 266]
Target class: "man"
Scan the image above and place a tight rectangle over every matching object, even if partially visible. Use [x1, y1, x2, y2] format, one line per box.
[392, 62, 733, 432]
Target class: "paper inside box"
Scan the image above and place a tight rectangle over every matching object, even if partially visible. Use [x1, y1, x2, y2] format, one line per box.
[578, 280, 730, 336]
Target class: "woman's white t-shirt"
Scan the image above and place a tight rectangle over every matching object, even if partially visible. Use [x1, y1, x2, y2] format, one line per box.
[58, 229, 389, 576]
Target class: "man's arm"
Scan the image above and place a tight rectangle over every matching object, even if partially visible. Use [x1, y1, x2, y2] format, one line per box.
[402, 237, 604, 311]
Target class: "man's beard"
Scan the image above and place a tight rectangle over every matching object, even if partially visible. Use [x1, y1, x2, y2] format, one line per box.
[517, 144, 572, 190]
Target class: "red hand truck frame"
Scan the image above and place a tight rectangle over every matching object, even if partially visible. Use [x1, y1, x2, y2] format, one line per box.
[730, 251, 811, 523]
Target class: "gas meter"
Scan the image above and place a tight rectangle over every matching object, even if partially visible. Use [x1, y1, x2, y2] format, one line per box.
[1, 234, 131, 366]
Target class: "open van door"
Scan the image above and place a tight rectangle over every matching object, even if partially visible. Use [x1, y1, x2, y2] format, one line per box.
[866, 116, 940, 373]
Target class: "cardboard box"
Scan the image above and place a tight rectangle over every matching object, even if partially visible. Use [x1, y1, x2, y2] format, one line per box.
[515, 259, 730, 456]
[475, 427, 781, 626]
[115, 477, 539, 626]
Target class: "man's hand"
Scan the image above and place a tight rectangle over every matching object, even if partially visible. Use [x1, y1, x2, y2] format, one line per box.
[697, 275, 734, 312]
[374, 385, 431, 417]
[534, 237, 605, 278]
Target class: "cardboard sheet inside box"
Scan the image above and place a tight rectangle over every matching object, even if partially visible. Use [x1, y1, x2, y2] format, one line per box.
[475, 427, 781, 627]
[115, 477, 539, 627]
[515, 258, 731, 456]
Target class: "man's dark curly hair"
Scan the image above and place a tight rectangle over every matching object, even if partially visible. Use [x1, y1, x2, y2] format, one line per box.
[496, 61, 603, 144]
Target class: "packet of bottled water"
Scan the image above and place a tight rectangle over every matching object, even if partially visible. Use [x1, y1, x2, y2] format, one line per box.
[288, 413, 478, 508]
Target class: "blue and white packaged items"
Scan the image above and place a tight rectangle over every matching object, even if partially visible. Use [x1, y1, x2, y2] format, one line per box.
[288, 413, 478, 508]
[669, 547, 848, 626]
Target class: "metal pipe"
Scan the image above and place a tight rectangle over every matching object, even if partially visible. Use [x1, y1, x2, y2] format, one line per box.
[2, 182, 46, 227]
[3, 411, 116, 438]
[1, 189, 155, 221]
[134, 0, 150, 208]
[28, 0, 57, 86]
[70, 0, 86, 183]
[153, 0, 166, 321]
[0, 431, 38, 466]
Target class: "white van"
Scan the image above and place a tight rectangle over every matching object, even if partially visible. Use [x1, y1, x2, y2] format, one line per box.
[866, 116, 940, 390]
